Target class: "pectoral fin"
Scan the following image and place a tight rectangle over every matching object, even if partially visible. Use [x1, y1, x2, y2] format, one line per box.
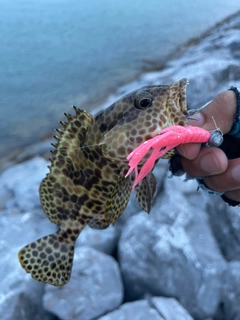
[135, 172, 156, 213]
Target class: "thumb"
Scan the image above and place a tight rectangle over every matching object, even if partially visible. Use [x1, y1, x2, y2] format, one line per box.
[187, 90, 237, 134]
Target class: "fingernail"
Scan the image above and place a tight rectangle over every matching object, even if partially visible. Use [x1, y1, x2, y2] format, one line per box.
[231, 164, 240, 183]
[200, 152, 220, 173]
[188, 112, 205, 126]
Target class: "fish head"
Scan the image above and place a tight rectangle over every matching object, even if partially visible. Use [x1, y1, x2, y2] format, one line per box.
[100, 78, 189, 162]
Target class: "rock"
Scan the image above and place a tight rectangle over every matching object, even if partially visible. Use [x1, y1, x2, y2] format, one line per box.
[0, 156, 58, 319]
[0, 183, 11, 210]
[0, 210, 56, 320]
[98, 299, 164, 320]
[0, 287, 57, 320]
[164, 173, 209, 210]
[76, 225, 119, 255]
[150, 296, 194, 320]
[118, 175, 227, 319]
[98, 296, 194, 320]
[222, 261, 240, 320]
[43, 246, 123, 320]
[0, 157, 49, 212]
[206, 197, 240, 261]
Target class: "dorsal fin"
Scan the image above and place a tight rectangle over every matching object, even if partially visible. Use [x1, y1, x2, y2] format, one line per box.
[51, 107, 94, 161]
[39, 108, 94, 224]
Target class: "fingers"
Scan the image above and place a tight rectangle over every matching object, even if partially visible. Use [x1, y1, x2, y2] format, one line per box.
[180, 146, 228, 177]
[177, 89, 240, 203]
[181, 152, 240, 201]
[177, 143, 201, 160]
[177, 90, 237, 160]
[224, 189, 240, 202]
[187, 90, 237, 134]
[203, 158, 240, 192]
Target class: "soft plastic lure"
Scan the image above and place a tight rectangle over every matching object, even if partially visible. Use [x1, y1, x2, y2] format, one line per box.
[126, 125, 222, 190]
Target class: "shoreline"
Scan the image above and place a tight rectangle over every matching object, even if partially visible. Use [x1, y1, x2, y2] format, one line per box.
[1, 9, 240, 171]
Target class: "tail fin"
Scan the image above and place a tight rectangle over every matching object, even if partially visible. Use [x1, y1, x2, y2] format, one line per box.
[18, 232, 75, 286]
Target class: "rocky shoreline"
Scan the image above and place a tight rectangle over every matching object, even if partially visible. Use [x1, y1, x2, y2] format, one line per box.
[0, 12, 240, 320]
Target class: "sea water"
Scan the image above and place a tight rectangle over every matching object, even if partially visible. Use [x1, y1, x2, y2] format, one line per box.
[1, 0, 240, 157]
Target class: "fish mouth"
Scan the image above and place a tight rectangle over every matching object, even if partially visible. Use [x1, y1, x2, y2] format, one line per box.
[169, 78, 189, 115]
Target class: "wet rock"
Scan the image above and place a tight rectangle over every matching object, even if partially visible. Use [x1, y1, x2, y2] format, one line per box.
[150, 296, 194, 320]
[0, 288, 57, 320]
[222, 261, 240, 320]
[43, 246, 123, 320]
[98, 296, 194, 320]
[0, 183, 11, 210]
[0, 156, 56, 320]
[0, 157, 49, 212]
[206, 197, 240, 261]
[118, 176, 227, 319]
[0, 210, 56, 320]
[98, 299, 164, 320]
[76, 225, 119, 255]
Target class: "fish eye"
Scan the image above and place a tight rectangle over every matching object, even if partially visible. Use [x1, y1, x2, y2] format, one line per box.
[135, 97, 152, 109]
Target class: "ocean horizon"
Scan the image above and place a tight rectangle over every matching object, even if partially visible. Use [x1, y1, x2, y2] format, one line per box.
[1, 0, 240, 158]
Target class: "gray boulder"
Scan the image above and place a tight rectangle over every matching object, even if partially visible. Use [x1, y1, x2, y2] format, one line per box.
[98, 296, 194, 320]
[150, 296, 194, 320]
[0, 286, 57, 320]
[207, 197, 240, 261]
[0, 156, 58, 320]
[0, 157, 49, 212]
[0, 210, 56, 320]
[118, 175, 227, 319]
[43, 246, 123, 320]
[76, 225, 119, 255]
[97, 299, 164, 320]
[222, 261, 240, 320]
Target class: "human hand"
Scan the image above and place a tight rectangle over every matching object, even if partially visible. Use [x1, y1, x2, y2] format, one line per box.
[176, 89, 240, 204]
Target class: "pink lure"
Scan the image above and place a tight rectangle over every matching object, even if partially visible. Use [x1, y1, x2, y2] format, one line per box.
[125, 125, 211, 190]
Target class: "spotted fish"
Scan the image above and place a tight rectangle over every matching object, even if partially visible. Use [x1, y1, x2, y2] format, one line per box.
[18, 78, 189, 286]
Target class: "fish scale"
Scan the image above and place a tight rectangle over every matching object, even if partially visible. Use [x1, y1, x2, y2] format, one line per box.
[18, 78, 189, 286]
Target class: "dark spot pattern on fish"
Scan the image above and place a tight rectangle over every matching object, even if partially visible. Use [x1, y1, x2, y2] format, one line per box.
[18, 79, 189, 286]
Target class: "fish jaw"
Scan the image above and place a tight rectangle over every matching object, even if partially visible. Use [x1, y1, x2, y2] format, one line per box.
[168, 78, 189, 119]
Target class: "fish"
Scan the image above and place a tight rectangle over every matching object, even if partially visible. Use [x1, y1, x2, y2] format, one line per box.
[18, 78, 189, 286]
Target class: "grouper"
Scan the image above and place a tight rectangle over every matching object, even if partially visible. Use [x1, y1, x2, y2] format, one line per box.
[18, 78, 189, 286]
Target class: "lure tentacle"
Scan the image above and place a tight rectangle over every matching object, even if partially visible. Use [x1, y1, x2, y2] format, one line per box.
[126, 125, 214, 190]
